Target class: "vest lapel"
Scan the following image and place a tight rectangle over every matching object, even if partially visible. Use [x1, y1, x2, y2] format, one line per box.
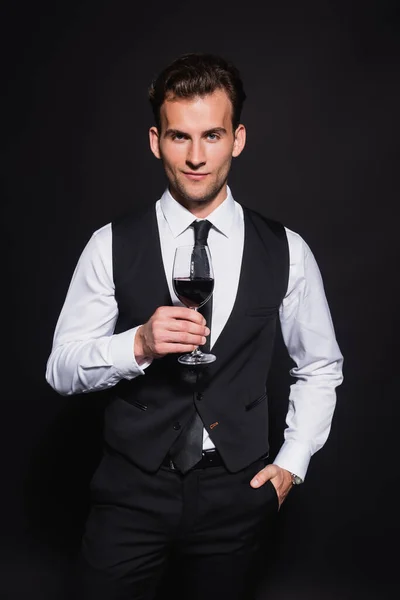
[208, 207, 279, 366]
[113, 207, 172, 332]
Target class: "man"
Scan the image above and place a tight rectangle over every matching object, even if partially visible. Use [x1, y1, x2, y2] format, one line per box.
[46, 53, 343, 600]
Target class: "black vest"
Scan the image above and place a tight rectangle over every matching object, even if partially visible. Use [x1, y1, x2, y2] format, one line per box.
[104, 203, 289, 473]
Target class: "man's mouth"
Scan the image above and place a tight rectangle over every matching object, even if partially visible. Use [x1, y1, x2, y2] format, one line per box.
[183, 172, 209, 181]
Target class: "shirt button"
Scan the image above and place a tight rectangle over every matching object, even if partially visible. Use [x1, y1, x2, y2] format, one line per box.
[173, 422, 181, 430]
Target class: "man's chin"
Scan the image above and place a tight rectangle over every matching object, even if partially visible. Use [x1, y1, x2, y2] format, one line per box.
[176, 182, 220, 205]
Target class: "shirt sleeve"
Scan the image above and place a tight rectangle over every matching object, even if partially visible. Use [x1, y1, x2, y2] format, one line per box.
[45, 224, 152, 396]
[272, 228, 344, 480]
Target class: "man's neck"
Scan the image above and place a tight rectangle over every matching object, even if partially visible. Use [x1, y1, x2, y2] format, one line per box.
[168, 186, 228, 218]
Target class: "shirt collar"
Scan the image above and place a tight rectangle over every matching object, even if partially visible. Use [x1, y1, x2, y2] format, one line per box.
[160, 186, 235, 239]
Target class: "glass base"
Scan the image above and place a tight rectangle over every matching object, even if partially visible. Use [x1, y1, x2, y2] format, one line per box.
[178, 351, 216, 365]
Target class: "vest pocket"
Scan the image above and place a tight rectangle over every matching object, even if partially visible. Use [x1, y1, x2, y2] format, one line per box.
[245, 392, 267, 411]
[114, 394, 148, 411]
[246, 306, 278, 318]
[130, 400, 148, 411]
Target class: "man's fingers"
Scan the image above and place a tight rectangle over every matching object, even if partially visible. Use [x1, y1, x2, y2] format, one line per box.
[250, 464, 279, 488]
[156, 305, 207, 325]
[153, 342, 200, 355]
[167, 318, 210, 336]
[143, 306, 210, 358]
[158, 329, 207, 347]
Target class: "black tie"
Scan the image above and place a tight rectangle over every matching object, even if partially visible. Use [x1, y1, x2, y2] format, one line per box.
[169, 219, 212, 473]
[191, 219, 213, 350]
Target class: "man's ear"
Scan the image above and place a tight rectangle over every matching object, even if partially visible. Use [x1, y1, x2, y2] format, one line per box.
[232, 124, 246, 158]
[149, 126, 161, 159]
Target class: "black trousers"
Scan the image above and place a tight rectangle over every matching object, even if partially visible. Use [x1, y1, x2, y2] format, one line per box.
[73, 449, 279, 600]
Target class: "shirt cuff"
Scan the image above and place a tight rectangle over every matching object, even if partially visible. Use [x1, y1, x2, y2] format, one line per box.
[110, 326, 153, 378]
[272, 440, 312, 482]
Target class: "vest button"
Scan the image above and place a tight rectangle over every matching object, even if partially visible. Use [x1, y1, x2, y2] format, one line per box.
[173, 422, 181, 430]
[197, 393, 203, 401]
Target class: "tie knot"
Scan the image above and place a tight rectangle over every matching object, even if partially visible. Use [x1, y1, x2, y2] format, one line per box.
[191, 220, 212, 246]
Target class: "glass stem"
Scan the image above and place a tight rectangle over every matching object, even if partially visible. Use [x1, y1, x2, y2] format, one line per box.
[191, 307, 203, 356]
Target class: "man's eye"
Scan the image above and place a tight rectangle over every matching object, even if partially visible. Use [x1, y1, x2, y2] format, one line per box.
[172, 133, 186, 141]
[207, 133, 219, 141]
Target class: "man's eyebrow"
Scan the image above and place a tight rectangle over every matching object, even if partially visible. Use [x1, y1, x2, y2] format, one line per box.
[164, 129, 187, 137]
[164, 127, 227, 137]
[203, 127, 227, 136]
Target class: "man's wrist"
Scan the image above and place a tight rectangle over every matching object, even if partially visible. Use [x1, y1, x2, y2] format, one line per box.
[290, 472, 304, 485]
[134, 326, 152, 364]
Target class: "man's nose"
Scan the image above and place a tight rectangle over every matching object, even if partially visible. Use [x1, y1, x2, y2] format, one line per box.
[186, 140, 206, 169]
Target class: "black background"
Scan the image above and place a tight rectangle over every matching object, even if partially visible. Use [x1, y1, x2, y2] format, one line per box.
[2, 0, 399, 598]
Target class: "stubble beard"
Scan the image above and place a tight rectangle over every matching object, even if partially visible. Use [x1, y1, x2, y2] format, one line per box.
[170, 171, 229, 207]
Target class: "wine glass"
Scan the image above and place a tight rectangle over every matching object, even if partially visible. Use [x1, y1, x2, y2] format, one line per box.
[172, 244, 216, 365]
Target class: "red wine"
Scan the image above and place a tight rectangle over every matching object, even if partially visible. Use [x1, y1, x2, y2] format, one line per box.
[173, 277, 214, 308]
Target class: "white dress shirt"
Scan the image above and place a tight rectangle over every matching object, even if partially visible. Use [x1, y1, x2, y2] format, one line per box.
[46, 186, 344, 480]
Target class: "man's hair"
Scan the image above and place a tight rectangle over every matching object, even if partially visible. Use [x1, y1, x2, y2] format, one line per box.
[148, 52, 246, 132]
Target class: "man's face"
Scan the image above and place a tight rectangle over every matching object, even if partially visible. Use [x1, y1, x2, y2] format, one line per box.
[149, 89, 246, 213]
